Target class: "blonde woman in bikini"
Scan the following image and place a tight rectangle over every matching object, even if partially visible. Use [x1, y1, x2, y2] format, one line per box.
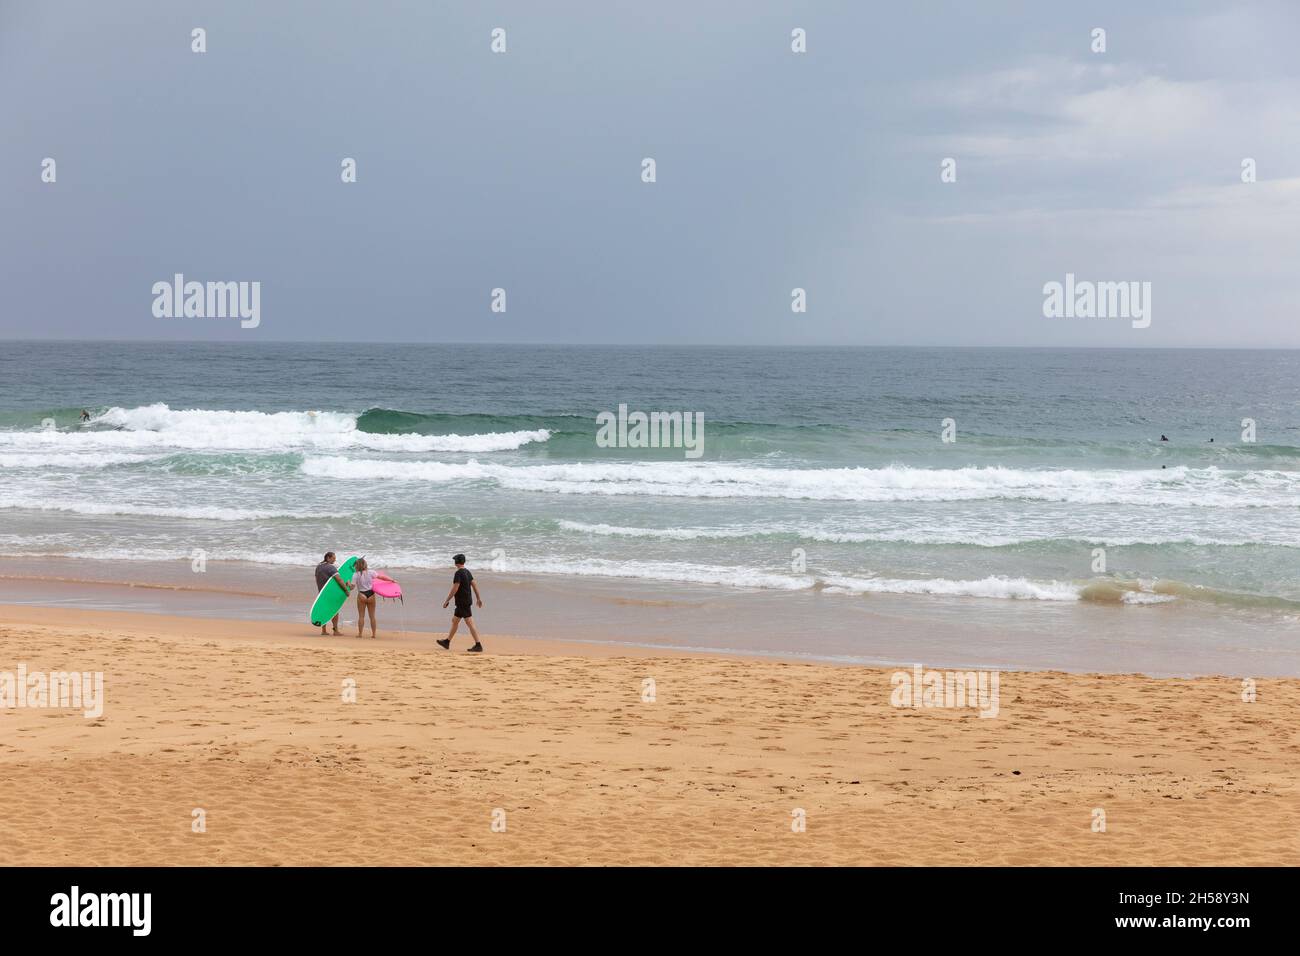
[352, 558, 396, 639]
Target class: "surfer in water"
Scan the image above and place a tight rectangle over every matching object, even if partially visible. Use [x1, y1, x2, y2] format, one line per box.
[79, 409, 91, 423]
[352, 557, 396, 639]
[315, 552, 351, 635]
[437, 553, 484, 652]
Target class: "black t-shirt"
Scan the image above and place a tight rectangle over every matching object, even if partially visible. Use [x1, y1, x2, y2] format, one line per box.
[453, 568, 473, 606]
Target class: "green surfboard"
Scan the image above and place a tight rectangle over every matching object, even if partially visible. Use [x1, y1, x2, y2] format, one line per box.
[310, 555, 357, 627]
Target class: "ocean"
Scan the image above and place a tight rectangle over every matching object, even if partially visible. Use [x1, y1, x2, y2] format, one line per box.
[2, 342, 1299, 673]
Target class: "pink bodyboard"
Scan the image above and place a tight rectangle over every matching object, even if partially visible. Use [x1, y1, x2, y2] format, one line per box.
[372, 578, 402, 599]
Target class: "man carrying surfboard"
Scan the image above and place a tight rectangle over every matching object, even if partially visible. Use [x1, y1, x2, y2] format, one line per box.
[437, 554, 484, 652]
[314, 552, 352, 635]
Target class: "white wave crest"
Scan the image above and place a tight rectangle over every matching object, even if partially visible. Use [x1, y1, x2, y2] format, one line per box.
[0, 404, 548, 454]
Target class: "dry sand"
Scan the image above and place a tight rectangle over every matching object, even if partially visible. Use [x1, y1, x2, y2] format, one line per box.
[1, 605, 1296, 865]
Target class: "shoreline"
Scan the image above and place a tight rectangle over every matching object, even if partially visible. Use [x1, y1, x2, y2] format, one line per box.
[3, 555, 1299, 677]
[2, 603, 1297, 865]
[0, 600, 1279, 680]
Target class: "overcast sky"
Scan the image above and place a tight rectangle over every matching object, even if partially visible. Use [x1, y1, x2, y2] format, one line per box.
[2, 0, 1298, 347]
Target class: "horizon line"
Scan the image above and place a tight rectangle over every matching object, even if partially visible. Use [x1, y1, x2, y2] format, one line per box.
[2, 339, 1300, 352]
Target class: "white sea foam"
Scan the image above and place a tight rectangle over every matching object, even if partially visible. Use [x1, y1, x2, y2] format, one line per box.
[557, 520, 757, 541]
[56, 547, 326, 566]
[492, 557, 812, 591]
[823, 574, 1082, 601]
[0, 497, 337, 522]
[557, 520, 1050, 547]
[1121, 591, 1177, 605]
[554, 520, 1294, 549]
[0, 405, 548, 454]
[0, 452, 160, 469]
[0, 536, 1212, 606]
[35, 547, 811, 590]
[300, 457, 1300, 508]
[355, 430, 549, 452]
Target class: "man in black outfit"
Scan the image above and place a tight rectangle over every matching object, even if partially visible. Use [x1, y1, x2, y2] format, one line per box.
[437, 553, 484, 652]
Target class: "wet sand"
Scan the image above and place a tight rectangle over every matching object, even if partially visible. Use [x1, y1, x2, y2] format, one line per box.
[2, 555, 1297, 676]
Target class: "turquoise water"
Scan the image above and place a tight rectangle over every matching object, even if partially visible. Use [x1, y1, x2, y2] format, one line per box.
[2, 342, 1299, 613]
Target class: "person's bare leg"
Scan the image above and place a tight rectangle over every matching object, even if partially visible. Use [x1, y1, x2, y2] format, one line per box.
[367, 598, 377, 638]
[332, 613, 340, 636]
[465, 617, 482, 649]
[356, 596, 366, 637]
[437, 615, 460, 649]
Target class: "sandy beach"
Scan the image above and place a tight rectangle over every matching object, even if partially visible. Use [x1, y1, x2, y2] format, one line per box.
[2, 604, 1296, 866]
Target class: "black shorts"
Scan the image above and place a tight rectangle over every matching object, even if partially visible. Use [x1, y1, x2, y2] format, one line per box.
[453, 604, 472, 618]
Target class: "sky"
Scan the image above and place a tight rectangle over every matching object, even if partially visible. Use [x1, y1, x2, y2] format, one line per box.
[1, 0, 1298, 347]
